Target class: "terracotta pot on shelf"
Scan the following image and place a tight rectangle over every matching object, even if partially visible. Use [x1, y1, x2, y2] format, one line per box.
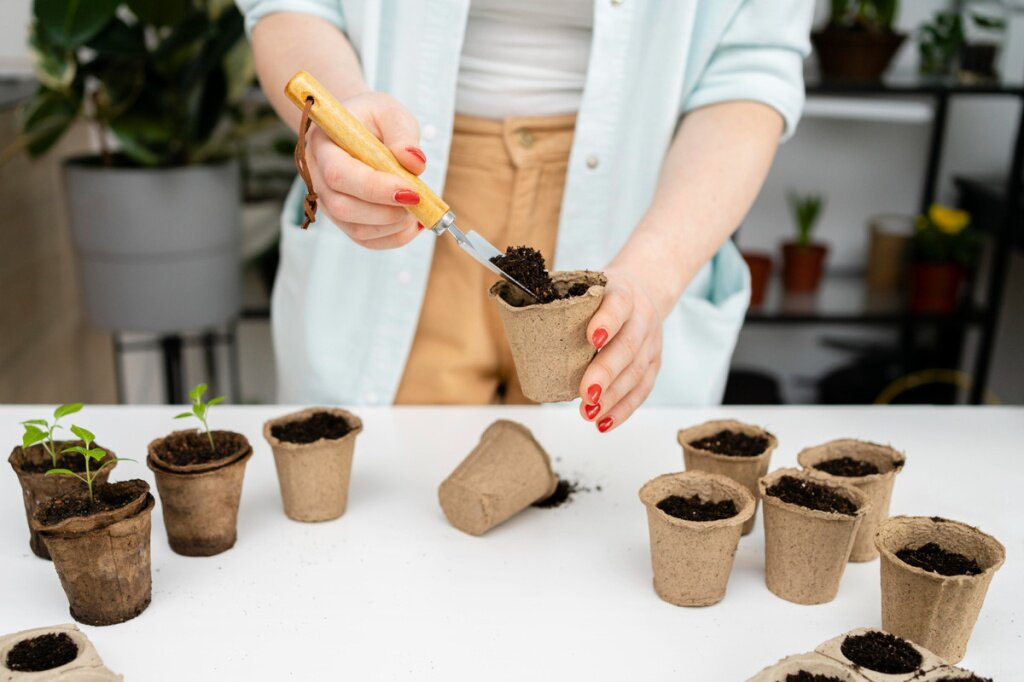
[812, 28, 906, 83]
[781, 242, 828, 294]
[906, 262, 964, 314]
[742, 252, 772, 308]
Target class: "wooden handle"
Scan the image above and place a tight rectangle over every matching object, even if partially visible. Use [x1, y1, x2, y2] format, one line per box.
[285, 70, 449, 229]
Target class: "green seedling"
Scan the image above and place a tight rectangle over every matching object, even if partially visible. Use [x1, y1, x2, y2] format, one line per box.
[20, 403, 84, 468]
[788, 192, 826, 249]
[174, 383, 225, 452]
[46, 426, 133, 503]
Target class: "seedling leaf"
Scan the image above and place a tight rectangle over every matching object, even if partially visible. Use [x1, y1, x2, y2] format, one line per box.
[21, 419, 48, 426]
[62, 446, 89, 455]
[174, 412, 193, 419]
[45, 468, 79, 476]
[208, 396, 225, 406]
[22, 426, 47, 448]
[54, 403, 84, 419]
[189, 383, 207, 401]
[70, 424, 95, 444]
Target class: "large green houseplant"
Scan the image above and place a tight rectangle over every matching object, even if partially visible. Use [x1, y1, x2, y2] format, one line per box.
[6, 0, 257, 334]
[813, 0, 906, 83]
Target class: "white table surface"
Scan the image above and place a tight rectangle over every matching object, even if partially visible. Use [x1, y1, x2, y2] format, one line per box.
[1, 406, 1020, 681]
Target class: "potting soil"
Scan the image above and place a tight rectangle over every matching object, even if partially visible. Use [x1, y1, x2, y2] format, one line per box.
[5, 632, 78, 672]
[813, 456, 880, 477]
[532, 477, 587, 509]
[34, 480, 148, 526]
[839, 631, 922, 674]
[16, 442, 109, 474]
[895, 542, 982, 576]
[491, 246, 590, 304]
[656, 494, 738, 521]
[765, 476, 858, 516]
[270, 411, 353, 444]
[785, 673, 843, 682]
[151, 430, 247, 466]
[689, 429, 769, 456]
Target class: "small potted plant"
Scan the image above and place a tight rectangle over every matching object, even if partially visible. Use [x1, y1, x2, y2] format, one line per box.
[905, 204, 979, 314]
[758, 468, 869, 605]
[813, 0, 906, 83]
[32, 428, 152, 626]
[262, 407, 363, 522]
[958, 6, 1006, 83]
[638, 471, 754, 606]
[438, 420, 558, 536]
[0, 624, 120, 679]
[874, 516, 1005, 663]
[147, 384, 253, 556]
[782, 192, 828, 294]
[918, 11, 964, 78]
[9, 404, 117, 560]
[488, 246, 606, 403]
[816, 628, 947, 681]
[741, 251, 773, 308]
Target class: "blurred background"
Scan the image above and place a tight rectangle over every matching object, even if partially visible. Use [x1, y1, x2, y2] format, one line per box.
[1, 0, 1021, 407]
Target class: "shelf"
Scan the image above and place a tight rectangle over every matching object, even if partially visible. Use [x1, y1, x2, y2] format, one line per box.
[803, 95, 934, 123]
[805, 73, 1024, 97]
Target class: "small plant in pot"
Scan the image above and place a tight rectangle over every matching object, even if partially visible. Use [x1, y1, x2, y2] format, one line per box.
[781, 192, 827, 294]
[0, 624, 120, 678]
[918, 11, 965, 79]
[8, 404, 118, 560]
[958, 6, 1006, 84]
[813, 0, 906, 83]
[905, 204, 979, 315]
[147, 384, 253, 556]
[31, 428, 152, 626]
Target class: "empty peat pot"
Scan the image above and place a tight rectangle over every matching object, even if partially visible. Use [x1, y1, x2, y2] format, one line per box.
[746, 652, 871, 682]
[797, 438, 905, 562]
[0, 623, 121, 680]
[438, 420, 558, 536]
[263, 407, 363, 522]
[677, 419, 778, 535]
[816, 627, 946, 682]
[32, 480, 154, 626]
[489, 271, 606, 403]
[874, 516, 1005, 664]
[8, 442, 117, 560]
[147, 429, 252, 556]
[638, 471, 754, 607]
[758, 468, 869, 605]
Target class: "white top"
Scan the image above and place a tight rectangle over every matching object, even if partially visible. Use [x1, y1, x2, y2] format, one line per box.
[455, 0, 594, 118]
[2, 405, 1019, 680]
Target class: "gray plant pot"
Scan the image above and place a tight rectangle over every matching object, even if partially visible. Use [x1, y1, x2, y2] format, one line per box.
[63, 158, 242, 333]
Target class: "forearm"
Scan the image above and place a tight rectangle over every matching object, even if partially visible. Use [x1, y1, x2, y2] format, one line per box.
[251, 12, 369, 133]
[611, 100, 784, 317]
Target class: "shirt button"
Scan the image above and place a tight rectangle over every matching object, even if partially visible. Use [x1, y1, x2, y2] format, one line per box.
[586, 155, 600, 169]
[516, 128, 534, 148]
[396, 270, 412, 284]
[422, 124, 438, 141]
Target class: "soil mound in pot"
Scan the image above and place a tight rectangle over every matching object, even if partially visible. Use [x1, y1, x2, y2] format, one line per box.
[5, 633, 77, 672]
[149, 430, 248, 468]
[656, 494, 737, 522]
[840, 631, 922, 675]
[491, 246, 591, 304]
[896, 542, 981, 577]
[689, 430, 769, 457]
[14, 441, 113, 474]
[765, 476, 859, 515]
[270, 411, 353, 444]
[35, 480, 149, 526]
[813, 456, 879, 477]
[785, 673, 843, 682]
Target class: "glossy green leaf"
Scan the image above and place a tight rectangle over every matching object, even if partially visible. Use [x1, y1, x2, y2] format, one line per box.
[174, 412, 193, 419]
[69, 424, 94, 444]
[45, 468, 78, 477]
[21, 419, 49, 426]
[34, 0, 119, 49]
[22, 427, 47, 448]
[54, 402, 84, 419]
[18, 87, 79, 158]
[85, 448, 107, 462]
[194, 403, 206, 420]
[61, 445, 88, 455]
[207, 396, 225, 406]
[189, 383, 208, 401]
[86, 16, 146, 55]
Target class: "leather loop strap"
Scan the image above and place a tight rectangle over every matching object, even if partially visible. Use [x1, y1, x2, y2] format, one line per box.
[295, 97, 318, 229]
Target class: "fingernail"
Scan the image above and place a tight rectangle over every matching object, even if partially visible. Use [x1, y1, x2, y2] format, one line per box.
[584, 403, 601, 421]
[405, 146, 426, 164]
[416, 221, 424, 231]
[587, 384, 602, 404]
[394, 189, 420, 205]
[592, 328, 609, 349]
[597, 417, 614, 433]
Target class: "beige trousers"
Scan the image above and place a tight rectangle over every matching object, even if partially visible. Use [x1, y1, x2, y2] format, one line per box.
[395, 113, 576, 405]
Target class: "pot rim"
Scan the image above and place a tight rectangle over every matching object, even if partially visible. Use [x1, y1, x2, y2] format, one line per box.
[9, 441, 118, 477]
[262, 407, 364, 450]
[874, 515, 1006, 581]
[797, 438, 906, 483]
[488, 270, 607, 312]
[147, 444, 253, 478]
[147, 429, 251, 473]
[639, 470, 756, 530]
[758, 467, 870, 521]
[34, 480, 153, 535]
[677, 418, 778, 463]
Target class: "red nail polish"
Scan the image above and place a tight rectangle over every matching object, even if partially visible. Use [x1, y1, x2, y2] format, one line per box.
[394, 189, 420, 205]
[405, 146, 426, 164]
[592, 327, 609, 349]
[587, 384, 602, 404]
[597, 417, 614, 433]
[584, 403, 601, 421]
[416, 221, 424, 231]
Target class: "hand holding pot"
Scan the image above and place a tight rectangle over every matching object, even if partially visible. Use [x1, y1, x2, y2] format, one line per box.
[305, 91, 427, 249]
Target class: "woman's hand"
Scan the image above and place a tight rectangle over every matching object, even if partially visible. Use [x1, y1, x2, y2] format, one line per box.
[577, 261, 668, 433]
[305, 91, 427, 249]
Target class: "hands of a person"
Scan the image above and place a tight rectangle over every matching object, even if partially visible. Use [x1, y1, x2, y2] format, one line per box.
[305, 91, 427, 249]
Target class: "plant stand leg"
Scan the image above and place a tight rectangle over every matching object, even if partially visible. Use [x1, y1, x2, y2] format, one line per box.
[161, 335, 184, 405]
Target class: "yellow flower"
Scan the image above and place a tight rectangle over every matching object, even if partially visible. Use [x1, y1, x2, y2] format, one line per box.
[928, 204, 970, 235]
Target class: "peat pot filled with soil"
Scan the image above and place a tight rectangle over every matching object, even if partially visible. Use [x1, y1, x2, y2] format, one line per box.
[677, 419, 777, 535]
[0, 624, 121, 680]
[758, 468, 869, 605]
[263, 407, 363, 522]
[32, 480, 154, 626]
[798, 439, 906, 562]
[638, 471, 754, 607]
[9, 442, 117, 560]
[489, 268, 606, 403]
[438, 420, 558, 536]
[147, 429, 252, 556]
[746, 652, 871, 682]
[874, 516, 1005, 664]
[816, 628, 946, 682]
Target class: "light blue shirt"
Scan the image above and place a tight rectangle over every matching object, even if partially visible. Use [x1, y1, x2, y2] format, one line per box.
[237, 0, 813, 406]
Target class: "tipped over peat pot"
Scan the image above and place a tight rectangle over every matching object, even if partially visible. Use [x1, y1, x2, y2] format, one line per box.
[798, 439, 905, 562]
[438, 420, 558, 536]
[32, 480, 154, 626]
[263, 407, 363, 522]
[146, 429, 252, 556]
[746, 652, 871, 682]
[0, 624, 121, 680]
[638, 471, 755, 607]
[9, 442, 117, 560]
[815, 628, 946, 682]
[758, 468, 869, 605]
[677, 419, 777, 535]
[874, 516, 1005, 663]
[489, 271, 606, 403]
